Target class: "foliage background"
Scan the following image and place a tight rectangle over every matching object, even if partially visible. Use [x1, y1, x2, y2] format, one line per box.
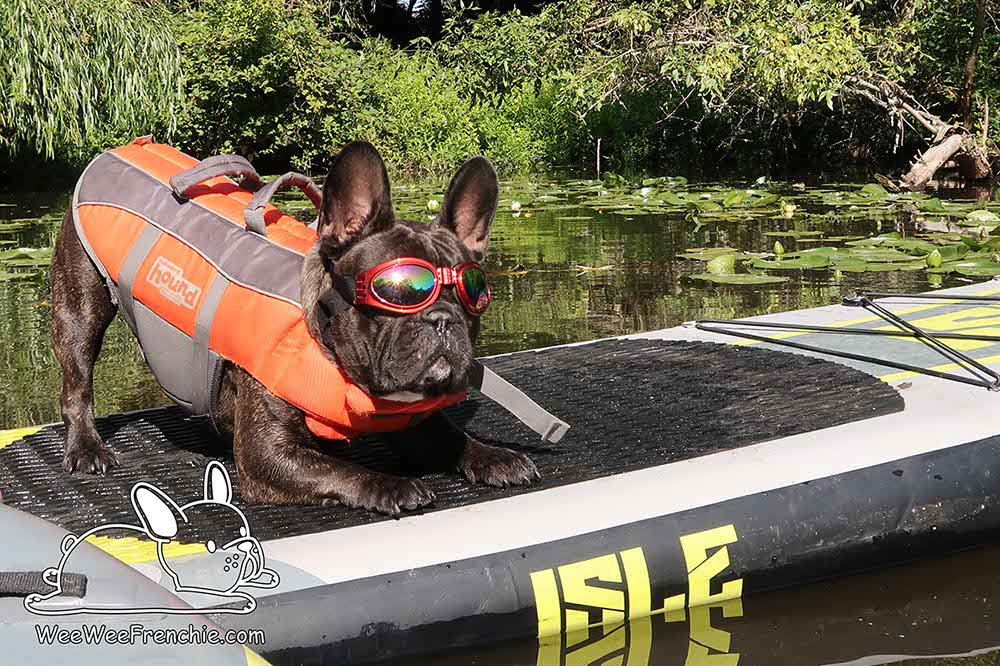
[0, 0, 997, 182]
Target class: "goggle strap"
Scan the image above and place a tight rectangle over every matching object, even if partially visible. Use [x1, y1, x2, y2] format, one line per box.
[318, 271, 355, 314]
[315, 268, 357, 349]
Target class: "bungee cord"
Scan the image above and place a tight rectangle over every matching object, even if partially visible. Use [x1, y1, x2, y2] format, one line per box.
[695, 291, 1000, 390]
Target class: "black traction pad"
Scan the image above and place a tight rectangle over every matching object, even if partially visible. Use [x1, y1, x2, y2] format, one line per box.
[0, 339, 903, 543]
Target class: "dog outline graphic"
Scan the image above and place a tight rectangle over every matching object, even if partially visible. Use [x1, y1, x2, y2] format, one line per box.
[24, 461, 280, 615]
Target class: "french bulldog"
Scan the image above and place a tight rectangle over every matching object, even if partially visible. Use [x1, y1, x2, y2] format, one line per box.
[50, 142, 539, 514]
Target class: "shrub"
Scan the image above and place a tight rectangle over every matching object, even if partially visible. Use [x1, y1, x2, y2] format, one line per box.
[169, 0, 362, 173]
[350, 41, 480, 176]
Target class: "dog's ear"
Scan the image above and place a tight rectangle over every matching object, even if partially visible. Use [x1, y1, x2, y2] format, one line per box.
[131, 483, 185, 541]
[203, 461, 233, 505]
[317, 141, 393, 253]
[437, 157, 499, 262]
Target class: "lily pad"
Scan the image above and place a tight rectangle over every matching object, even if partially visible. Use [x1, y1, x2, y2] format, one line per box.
[960, 236, 983, 251]
[862, 261, 927, 272]
[918, 198, 948, 213]
[0, 247, 52, 266]
[657, 192, 689, 207]
[763, 230, 824, 238]
[689, 273, 788, 285]
[952, 261, 1000, 277]
[933, 244, 969, 262]
[751, 254, 831, 270]
[830, 259, 869, 272]
[860, 183, 890, 199]
[722, 190, 747, 207]
[747, 192, 781, 208]
[686, 200, 723, 213]
[0, 272, 34, 282]
[677, 248, 741, 261]
[893, 239, 946, 256]
[795, 246, 848, 257]
[963, 209, 1000, 225]
[840, 247, 917, 263]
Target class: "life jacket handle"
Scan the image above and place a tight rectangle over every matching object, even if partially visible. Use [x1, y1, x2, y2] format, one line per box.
[244, 172, 324, 236]
[169, 154, 263, 200]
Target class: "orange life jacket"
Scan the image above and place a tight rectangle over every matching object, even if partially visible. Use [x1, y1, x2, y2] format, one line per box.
[72, 137, 465, 440]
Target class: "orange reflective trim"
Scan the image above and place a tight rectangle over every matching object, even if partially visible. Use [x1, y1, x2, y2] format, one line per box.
[76, 204, 147, 281]
[132, 235, 219, 337]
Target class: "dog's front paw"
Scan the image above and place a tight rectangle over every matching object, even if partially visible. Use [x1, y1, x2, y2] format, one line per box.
[63, 438, 118, 475]
[355, 474, 435, 516]
[460, 439, 540, 487]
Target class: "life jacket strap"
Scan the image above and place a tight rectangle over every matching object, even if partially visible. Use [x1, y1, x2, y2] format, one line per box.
[469, 360, 570, 444]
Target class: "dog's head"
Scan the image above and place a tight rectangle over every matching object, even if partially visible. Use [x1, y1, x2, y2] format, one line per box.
[131, 462, 268, 593]
[302, 142, 499, 399]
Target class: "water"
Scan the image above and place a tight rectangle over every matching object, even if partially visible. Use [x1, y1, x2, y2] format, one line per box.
[390, 546, 1000, 665]
[2, 178, 1000, 664]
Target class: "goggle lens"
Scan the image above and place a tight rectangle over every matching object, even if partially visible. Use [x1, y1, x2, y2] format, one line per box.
[372, 264, 436, 307]
[461, 266, 491, 314]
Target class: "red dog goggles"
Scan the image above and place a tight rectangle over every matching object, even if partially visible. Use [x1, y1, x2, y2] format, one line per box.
[353, 258, 492, 316]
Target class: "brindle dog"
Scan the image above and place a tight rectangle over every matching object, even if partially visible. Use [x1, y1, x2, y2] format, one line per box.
[50, 142, 539, 514]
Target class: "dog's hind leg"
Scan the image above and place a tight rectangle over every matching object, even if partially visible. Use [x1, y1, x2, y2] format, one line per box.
[50, 211, 119, 474]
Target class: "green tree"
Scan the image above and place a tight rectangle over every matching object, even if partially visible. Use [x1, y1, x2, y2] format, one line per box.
[0, 0, 183, 162]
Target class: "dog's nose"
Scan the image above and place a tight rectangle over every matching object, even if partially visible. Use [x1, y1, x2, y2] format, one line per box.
[422, 308, 455, 335]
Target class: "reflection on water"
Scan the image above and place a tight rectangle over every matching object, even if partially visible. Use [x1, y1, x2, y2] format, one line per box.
[387, 545, 1000, 666]
[2, 179, 1000, 666]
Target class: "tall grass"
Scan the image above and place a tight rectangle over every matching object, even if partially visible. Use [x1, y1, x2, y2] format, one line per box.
[0, 0, 183, 161]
